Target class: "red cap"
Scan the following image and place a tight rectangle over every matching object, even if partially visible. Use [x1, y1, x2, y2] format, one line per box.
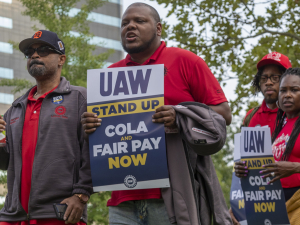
[257, 52, 292, 70]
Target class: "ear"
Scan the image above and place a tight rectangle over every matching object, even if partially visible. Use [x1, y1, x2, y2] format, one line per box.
[156, 22, 162, 37]
[58, 54, 66, 67]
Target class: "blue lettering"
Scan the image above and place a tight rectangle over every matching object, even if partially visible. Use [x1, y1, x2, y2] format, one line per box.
[128, 103, 136, 112]
[248, 160, 252, 168]
[142, 101, 150, 110]
[108, 105, 117, 115]
[254, 131, 265, 153]
[113, 71, 129, 96]
[244, 131, 248, 152]
[152, 100, 159, 109]
[100, 72, 112, 96]
[249, 131, 256, 152]
[92, 107, 100, 116]
[128, 69, 151, 94]
[100, 106, 108, 115]
[118, 104, 127, 113]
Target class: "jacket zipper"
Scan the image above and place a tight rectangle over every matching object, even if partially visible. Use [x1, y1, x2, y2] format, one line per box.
[182, 140, 201, 225]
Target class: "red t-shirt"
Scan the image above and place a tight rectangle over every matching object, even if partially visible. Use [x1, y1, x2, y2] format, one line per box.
[106, 41, 228, 206]
[272, 116, 300, 188]
[244, 100, 278, 134]
[0, 86, 84, 225]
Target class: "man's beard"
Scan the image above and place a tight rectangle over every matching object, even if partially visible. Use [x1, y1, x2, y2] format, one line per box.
[122, 32, 156, 54]
[28, 60, 55, 78]
[265, 96, 277, 105]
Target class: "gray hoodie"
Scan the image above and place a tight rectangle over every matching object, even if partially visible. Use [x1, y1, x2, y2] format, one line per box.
[0, 77, 92, 223]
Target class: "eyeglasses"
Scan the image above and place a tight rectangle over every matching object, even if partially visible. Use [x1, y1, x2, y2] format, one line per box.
[24, 46, 62, 59]
[259, 75, 281, 84]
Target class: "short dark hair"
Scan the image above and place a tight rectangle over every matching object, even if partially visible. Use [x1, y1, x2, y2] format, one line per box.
[127, 2, 161, 23]
[272, 67, 300, 161]
[251, 64, 286, 93]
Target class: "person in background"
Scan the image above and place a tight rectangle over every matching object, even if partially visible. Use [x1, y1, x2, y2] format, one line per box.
[235, 68, 300, 224]
[0, 30, 92, 225]
[231, 52, 291, 225]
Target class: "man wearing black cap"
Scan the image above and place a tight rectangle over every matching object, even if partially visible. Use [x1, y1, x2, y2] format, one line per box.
[0, 30, 92, 225]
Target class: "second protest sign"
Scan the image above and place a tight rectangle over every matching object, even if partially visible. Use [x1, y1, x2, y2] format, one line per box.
[240, 127, 289, 225]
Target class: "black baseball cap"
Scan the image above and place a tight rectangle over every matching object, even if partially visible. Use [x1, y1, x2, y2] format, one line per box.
[19, 30, 65, 54]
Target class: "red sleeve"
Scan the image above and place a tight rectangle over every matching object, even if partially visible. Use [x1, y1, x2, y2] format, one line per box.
[243, 108, 254, 124]
[190, 58, 228, 105]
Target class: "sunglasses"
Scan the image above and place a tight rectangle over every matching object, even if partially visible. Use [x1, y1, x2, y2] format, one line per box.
[24, 46, 62, 59]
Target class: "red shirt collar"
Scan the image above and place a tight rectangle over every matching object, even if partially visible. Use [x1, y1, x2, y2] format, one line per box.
[125, 41, 166, 66]
[27, 86, 58, 101]
[258, 99, 278, 113]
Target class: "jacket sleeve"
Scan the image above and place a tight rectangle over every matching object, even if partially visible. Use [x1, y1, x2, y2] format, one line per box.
[72, 99, 93, 197]
[173, 102, 226, 156]
[0, 111, 10, 170]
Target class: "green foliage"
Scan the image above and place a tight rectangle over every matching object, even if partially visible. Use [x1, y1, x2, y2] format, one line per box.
[0, 0, 112, 92]
[211, 119, 239, 206]
[0, 0, 113, 223]
[153, 0, 300, 207]
[87, 192, 111, 225]
[154, 0, 300, 115]
[20, 0, 113, 88]
[0, 79, 34, 94]
[0, 171, 7, 209]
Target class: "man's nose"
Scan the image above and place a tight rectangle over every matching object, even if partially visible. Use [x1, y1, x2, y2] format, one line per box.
[31, 50, 40, 59]
[265, 77, 274, 86]
[126, 21, 136, 30]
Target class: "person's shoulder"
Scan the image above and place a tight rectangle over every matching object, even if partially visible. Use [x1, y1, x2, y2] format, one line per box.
[245, 108, 255, 117]
[109, 59, 126, 68]
[165, 46, 198, 56]
[164, 47, 206, 66]
[243, 106, 261, 125]
[70, 85, 87, 99]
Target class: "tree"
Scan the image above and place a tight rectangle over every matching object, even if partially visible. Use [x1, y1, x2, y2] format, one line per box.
[154, 0, 300, 114]
[87, 192, 111, 225]
[0, 0, 112, 223]
[153, 0, 300, 206]
[0, 0, 112, 92]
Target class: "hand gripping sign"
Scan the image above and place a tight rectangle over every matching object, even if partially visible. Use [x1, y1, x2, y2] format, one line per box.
[238, 127, 290, 225]
[87, 65, 170, 192]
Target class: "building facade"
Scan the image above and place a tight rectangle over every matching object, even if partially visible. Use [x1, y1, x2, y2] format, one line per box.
[0, 0, 123, 115]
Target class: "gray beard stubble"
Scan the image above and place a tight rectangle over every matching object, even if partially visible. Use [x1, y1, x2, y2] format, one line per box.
[29, 66, 47, 77]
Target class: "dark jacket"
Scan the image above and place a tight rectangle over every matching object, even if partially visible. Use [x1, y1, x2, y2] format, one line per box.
[0, 77, 92, 223]
[162, 103, 233, 225]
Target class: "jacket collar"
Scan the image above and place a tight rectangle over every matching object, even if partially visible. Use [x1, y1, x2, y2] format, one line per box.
[12, 76, 71, 107]
[125, 41, 166, 66]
